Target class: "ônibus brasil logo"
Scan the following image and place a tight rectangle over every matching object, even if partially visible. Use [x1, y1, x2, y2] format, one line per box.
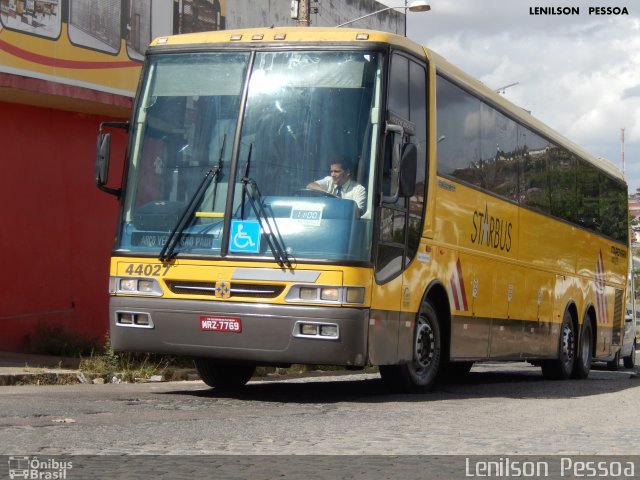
[8, 456, 73, 479]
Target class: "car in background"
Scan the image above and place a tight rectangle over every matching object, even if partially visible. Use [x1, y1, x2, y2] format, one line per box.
[607, 306, 637, 370]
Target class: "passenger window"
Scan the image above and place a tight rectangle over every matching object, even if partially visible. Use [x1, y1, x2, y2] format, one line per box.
[436, 76, 481, 188]
[577, 161, 600, 231]
[549, 146, 576, 222]
[519, 129, 550, 213]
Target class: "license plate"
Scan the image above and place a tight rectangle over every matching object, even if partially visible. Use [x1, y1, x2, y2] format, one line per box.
[200, 316, 242, 333]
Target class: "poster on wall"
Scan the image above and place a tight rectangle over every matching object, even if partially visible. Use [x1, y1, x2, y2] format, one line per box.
[0, 0, 61, 38]
[0, 0, 230, 96]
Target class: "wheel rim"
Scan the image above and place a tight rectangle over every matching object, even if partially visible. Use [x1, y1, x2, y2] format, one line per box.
[413, 317, 435, 373]
[560, 322, 575, 371]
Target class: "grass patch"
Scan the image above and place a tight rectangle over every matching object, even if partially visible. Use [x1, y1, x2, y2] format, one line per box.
[27, 325, 367, 384]
[79, 339, 193, 383]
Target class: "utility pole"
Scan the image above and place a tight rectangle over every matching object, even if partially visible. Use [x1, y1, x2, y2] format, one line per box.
[621, 127, 625, 176]
[295, 0, 310, 26]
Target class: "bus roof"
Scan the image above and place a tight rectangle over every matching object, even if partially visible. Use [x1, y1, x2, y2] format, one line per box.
[149, 27, 624, 182]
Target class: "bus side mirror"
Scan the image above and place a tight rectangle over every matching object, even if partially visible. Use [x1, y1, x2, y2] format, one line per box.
[95, 132, 111, 187]
[398, 143, 417, 198]
[95, 121, 128, 197]
[381, 123, 403, 204]
[382, 122, 417, 203]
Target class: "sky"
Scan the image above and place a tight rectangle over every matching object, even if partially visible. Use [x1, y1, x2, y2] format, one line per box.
[385, 0, 640, 193]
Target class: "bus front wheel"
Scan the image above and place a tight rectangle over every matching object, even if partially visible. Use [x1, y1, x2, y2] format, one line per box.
[194, 359, 256, 389]
[379, 301, 442, 393]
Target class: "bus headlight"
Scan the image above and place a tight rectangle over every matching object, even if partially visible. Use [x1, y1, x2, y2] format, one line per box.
[299, 287, 318, 300]
[345, 287, 365, 304]
[138, 279, 157, 293]
[320, 288, 340, 301]
[119, 278, 138, 292]
[110, 277, 163, 296]
[285, 285, 366, 305]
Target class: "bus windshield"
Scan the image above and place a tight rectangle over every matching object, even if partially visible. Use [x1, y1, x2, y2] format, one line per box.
[118, 50, 382, 263]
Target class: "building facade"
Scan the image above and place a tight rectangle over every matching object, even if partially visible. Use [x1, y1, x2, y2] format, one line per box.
[0, 0, 404, 352]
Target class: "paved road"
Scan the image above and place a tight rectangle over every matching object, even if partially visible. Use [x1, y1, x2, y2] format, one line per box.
[1, 361, 638, 458]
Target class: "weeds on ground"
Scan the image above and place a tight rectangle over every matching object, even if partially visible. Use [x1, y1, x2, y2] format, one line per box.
[79, 338, 192, 383]
[27, 325, 365, 384]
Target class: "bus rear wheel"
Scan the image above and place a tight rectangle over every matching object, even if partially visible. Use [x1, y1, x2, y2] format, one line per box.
[572, 320, 592, 379]
[194, 359, 256, 389]
[379, 301, 442, 393]
[541, 311, 575, 380]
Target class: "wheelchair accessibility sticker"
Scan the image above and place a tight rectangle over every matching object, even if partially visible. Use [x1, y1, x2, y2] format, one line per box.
[229, 220, 261, 253]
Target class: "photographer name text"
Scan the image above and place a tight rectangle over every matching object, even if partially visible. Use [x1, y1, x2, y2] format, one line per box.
[529, 6, 629, 15]
[466, 457, 635, 478]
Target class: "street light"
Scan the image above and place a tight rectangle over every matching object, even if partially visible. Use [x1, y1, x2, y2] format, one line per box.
[336, 0, 431, 29]
[495, 82, 519, 94]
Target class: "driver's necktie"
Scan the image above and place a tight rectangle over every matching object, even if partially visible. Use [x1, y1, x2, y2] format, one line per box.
[335, 186, 342, 198]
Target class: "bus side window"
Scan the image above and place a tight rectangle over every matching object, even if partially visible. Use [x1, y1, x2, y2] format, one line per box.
[376, 53, 427, 282]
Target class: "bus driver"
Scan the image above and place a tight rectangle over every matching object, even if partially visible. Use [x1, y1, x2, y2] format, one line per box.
[307, 158, 366, 215]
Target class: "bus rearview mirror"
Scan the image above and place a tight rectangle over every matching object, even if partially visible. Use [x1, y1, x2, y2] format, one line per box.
[94, 121, 128, 197]
[95, 132, 111, 188]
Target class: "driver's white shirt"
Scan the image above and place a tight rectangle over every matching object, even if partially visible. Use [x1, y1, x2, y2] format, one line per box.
[314, 176, 366, 213]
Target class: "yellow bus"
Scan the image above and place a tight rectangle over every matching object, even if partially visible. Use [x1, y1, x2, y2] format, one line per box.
[95, 27, 629, 392]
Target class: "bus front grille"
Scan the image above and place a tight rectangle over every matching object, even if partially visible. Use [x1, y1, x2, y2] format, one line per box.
[165, 281, 285, 299]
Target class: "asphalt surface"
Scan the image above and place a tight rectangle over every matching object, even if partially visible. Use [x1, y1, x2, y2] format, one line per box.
[1, 351, 638, 480]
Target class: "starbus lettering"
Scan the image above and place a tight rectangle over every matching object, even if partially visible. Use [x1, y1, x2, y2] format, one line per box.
[471, 204, 512, 252]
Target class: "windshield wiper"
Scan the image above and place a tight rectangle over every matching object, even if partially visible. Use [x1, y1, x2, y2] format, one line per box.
[240, 146, 292, 268]
[159, 165, 222, 262]
[159, 136, 227, 261]
[209, 135, 226, 212]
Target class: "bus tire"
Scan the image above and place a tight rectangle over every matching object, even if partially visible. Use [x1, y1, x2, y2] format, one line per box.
[379, 301, 441, 393]
[194, 359, 255, 389]
[541, 310, 575, 380]
[623, 339, 636, 369]
[572, 319, 592, 379]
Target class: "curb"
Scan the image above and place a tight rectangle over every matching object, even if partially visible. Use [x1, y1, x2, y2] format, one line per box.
[0, 367, 201, 386]
[0, 370, 81, 386]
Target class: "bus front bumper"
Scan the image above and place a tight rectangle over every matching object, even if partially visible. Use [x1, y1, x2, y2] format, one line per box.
[109, 297, 369, 367]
